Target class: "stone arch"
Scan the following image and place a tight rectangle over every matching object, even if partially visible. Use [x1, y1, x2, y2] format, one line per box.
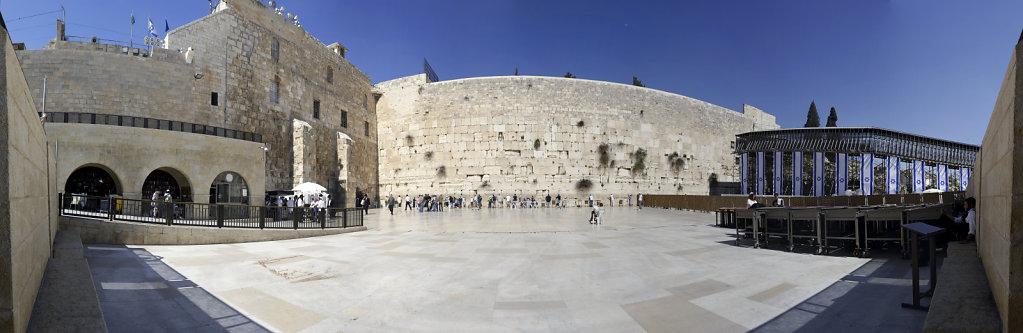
[65, 164, 122, 196]
[209, 171, 249, 204]
[141, 167, 193, 202]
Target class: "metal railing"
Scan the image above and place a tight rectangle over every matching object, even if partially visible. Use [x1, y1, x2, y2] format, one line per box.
[59, 193, 363, 229]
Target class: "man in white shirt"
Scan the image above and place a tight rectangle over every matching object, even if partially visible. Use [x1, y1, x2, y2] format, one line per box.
[943, 197, 977, 243]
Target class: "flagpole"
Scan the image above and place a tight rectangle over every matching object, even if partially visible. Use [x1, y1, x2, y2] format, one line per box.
[130, 10, 134, 49]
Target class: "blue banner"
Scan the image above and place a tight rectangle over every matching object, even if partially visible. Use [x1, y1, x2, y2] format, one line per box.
[836, 153, 847, 195]
[937, 164, 948, 192]
[756, 152, 765, 195]
[774, 152, 783, 195]
[861, 153, 873, 195]
[912, 160, 925, 193]
[792, 152, 803, 196]
[961, 167, 971, 191]
[887, 156, 900, 194]
[740, 153, 748, 194]
[814, 152, 824, 196]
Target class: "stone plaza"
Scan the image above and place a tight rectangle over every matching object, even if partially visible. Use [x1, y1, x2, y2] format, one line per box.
[82, 207, 919, 332]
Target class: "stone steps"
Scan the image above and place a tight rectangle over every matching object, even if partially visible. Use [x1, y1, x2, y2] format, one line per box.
[27, 230, 108, 333]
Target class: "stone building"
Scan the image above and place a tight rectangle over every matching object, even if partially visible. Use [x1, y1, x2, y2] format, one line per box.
[16, 0, 378, 206]
[376, 74, 779, 203]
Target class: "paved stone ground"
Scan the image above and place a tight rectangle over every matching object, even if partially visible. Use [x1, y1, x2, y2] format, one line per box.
[111, 206, 892, 332]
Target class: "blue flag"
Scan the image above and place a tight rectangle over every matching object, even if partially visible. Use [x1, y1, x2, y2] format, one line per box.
[165, 19, 170, 34]
[792, 152, 802, 195]
[148, 17, 157, 37]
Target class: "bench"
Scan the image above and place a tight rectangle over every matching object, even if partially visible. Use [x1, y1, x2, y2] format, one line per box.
[922, 242, 1002, 333]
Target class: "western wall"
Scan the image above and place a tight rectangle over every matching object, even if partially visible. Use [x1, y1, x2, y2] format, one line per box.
[376, 74, 779, 202]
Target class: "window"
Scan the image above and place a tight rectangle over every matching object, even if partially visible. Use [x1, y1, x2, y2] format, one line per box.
[364, 121, 370, 136]
[341, 110, 348, 128]
[313, 99, 320, 119]
[363, 95, 368, 109]
[271, 77, 280, 103]
[326, 67, 333, 83]
[211, 92, 219, 106]
[271, 38, 279, 61]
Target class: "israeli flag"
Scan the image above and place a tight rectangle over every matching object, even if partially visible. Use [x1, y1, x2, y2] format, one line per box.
[792, 152, 803, 196]
[937, 164, 948, 192]
[774, 152, 783, 195]
[148, 17, 157, 37]
[756, 152, 765, 195]
[887, 156, 900, 194]
[860, 153, 873, 195]
[961, 167, 971, 191]
[740, 153, 748, 194]
[814, 152, 824, 196]
[836, 153, 847, 195]
[912, 160, 925, 193]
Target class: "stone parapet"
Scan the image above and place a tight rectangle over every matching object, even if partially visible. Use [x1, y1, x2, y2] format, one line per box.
[60, 216, 365, 245]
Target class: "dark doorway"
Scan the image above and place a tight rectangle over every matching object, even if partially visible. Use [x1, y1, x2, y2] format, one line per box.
[65, 166, 119, 196]
[142, 169, 191, 202]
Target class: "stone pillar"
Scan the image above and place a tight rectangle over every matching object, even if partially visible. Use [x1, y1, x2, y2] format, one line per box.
[292, 119, 315, 187]
[336, 131, 353, 208]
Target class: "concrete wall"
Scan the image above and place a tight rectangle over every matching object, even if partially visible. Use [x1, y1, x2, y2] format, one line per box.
[15, 0, 379, 205]
[46, 123, 265, 204]
[974, 37, 1023, 333]
[60, 216, 365, 245]
[0, 27, 58, 333]
[375, 74, 778, 201]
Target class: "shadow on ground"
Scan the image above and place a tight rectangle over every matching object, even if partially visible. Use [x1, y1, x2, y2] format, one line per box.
[85, 244, 269, 332]
[751, 249, 937, 333]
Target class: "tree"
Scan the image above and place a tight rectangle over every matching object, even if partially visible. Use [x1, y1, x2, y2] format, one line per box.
[804, 101, 820, 127]
[826, 107, 838, 127]
[514, 67, 518, 76]
[632, 76, 645, 87]
[564, 72, 576, 78]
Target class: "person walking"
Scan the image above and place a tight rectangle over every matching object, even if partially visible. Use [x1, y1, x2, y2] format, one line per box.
[609, 194, 615, 207]
[405, 194, 412, 211]
[638, 193, 643, 210]
[628, 194, 633, 207]
[362, 195, 370, 215]
[387, 195, 396, 215]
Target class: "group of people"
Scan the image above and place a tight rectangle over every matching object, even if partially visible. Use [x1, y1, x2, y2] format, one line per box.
[588, 194, 643, 209]
[149, 189, 176, 217]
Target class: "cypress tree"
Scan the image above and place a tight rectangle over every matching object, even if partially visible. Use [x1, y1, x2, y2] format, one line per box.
[826, 107, 838, 127]
[514, 67, 518, 76]
[804, 101, 820, 127]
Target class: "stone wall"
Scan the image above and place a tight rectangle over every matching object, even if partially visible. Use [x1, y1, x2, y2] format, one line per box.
[15, 0, 379, 206]
[45, 123, 265, 204]
[0, 27, 58, 333]
[60, 216, 365, 245]
[973, 35, 1023, 332]
[375, 74, 778, 201]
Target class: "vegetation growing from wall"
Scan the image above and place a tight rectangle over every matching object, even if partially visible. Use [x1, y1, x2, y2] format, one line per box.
[575, 179, 593, 191]
[437, 165, 446, 178]
[632, 76, 645, 87]
[424, 151, 433, 160]
[631, 148, 647, 175]
[667, 152, 685, 173]
[576, 120, 585, 127]
[598, 143, 611, 168]
[534, 139, 541, 150]
[564, 72, 576, 78]
[405, 135, 414, 146]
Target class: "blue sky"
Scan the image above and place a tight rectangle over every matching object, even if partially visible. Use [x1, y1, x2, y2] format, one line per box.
[4, 1, 1021, 145]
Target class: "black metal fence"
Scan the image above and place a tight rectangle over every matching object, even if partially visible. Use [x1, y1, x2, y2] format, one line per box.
[59, 193, 363, 229]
